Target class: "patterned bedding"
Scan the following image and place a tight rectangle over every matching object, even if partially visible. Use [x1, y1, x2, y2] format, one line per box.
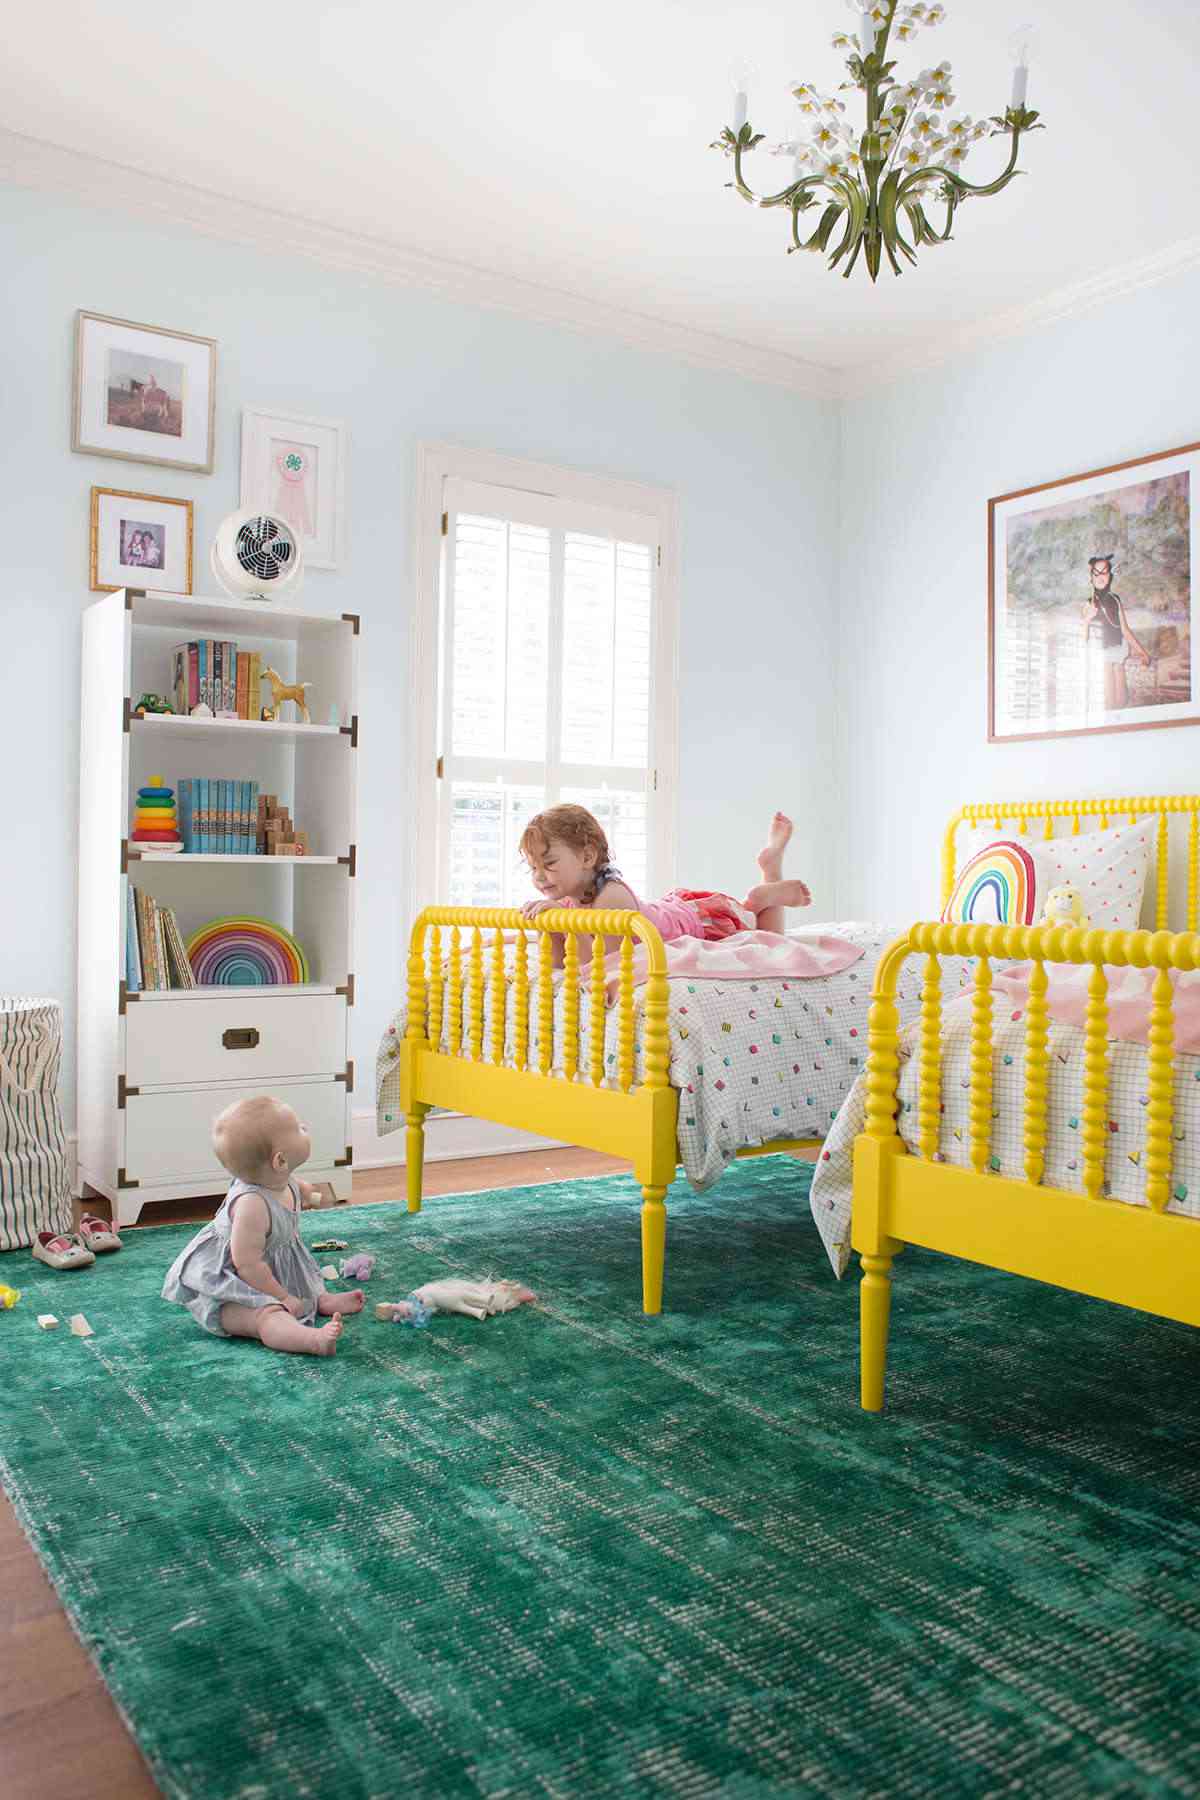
[810, 989, 1200, 1277]
[376, 924, 981, 1191]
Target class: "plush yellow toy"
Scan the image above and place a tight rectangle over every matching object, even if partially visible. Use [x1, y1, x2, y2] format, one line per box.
[1041, 884, 1090, 928]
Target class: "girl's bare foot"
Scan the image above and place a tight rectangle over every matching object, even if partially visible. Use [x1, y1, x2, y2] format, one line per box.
[757, 812, 794, 882]
[318, 1289, 365, 1316]
[744, 877, 811, 914]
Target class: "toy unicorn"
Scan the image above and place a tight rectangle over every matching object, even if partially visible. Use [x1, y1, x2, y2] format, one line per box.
[1040, 884, 1090, 929]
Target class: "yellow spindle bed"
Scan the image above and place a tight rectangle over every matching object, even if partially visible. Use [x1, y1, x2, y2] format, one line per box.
[398, 906, 819, 1315]
[854, 793, 1200, 1413]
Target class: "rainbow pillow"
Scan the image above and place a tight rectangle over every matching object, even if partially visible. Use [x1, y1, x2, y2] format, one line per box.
[941, 839, 1042, 926]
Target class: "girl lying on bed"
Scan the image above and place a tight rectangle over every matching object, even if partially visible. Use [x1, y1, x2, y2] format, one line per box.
[519, 803, 812, 964]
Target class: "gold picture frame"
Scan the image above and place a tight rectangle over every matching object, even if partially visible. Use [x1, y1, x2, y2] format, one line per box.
[90, 487, 194, 594]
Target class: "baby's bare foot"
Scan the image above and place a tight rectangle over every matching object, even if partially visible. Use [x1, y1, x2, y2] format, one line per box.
[319, 1288, 365, 1316]
[312, 1315, 343, 1355]
[757, 812, 794, 880]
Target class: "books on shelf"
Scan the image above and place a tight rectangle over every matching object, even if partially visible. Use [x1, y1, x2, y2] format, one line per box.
[173, 642, 262, 719]
[127, 889, 196, 991]
[175, 777, 262, 853]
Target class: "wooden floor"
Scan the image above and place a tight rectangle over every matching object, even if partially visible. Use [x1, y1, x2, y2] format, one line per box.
[0, 1149, 629, 1799]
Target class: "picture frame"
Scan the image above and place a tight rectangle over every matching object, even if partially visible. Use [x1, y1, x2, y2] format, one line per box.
[73, 311, 217, 474]
[239, 407, 346, 570]
[989, 439, 1200, 743]
[90, 487, 194, 595]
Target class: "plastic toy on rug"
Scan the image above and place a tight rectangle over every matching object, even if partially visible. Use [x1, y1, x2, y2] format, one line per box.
[340, 1253, 375, 1280]
[377, 1278, 536, 1325]
[0, 1283, 20, 1309]
[130, 773, 182, 850]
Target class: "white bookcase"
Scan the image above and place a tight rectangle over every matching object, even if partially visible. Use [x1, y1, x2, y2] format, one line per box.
[78, 588, 359, 1225]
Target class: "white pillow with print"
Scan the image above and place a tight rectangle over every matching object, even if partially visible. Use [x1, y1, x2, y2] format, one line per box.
[955, 817, 1155, 931]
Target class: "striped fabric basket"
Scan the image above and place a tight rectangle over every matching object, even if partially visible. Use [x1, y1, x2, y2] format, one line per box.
[0, 997, 72, 1251]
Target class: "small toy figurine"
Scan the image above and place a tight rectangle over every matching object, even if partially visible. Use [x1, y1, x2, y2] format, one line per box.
[260, 706, 276, 722]
[0, 1282, 20, 1310]
[135, 693, 175, 715]
[261, 667, 313, 724]
[1041, 884, 1090, 929]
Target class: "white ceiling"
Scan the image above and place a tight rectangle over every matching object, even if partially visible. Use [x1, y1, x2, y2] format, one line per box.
[5, 2, 1199, 385]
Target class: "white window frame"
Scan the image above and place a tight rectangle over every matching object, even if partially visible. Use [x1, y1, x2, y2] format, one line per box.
[408, 442, 680, 922]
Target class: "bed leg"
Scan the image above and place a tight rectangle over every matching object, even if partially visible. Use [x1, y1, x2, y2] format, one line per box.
[405, 1109, 427, 1214]
[860, 1250, 895, 1412]
[640, 1185, 667, 1316]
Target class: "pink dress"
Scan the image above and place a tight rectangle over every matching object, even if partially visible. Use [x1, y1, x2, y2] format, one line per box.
[563, 887, 754, 944]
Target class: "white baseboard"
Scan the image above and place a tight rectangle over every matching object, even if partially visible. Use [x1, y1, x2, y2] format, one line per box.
[351, 1107, 562, 1171]
[67, 1116, 548, 1196]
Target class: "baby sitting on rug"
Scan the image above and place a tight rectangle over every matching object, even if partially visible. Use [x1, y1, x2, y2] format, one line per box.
[162, 1096, 364, 1356]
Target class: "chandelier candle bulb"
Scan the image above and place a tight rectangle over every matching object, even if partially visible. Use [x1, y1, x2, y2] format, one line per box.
[1010, 23, 1033, 108]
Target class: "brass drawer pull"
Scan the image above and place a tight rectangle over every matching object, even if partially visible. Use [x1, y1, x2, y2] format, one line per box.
[222, 1027, 260, 1050]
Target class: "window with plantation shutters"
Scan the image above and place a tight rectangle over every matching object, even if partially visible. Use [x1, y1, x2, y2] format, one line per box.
[432, 473, 676, 910]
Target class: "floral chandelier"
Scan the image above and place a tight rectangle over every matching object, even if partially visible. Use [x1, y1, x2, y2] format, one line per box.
[712, 1, 1044, 281]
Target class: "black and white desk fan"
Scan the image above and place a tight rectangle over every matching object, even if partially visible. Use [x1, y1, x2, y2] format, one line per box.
[210, 509, 303, 602]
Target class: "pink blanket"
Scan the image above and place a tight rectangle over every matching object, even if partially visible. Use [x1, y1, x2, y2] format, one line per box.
[992, 962, 1200, 1051]
[601, 929, 864, 1005]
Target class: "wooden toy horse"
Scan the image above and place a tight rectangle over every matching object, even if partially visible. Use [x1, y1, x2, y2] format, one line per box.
[261, 667, 313, 724]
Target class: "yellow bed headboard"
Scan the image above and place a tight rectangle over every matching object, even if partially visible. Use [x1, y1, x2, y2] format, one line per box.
[941, 796, 1200, 932]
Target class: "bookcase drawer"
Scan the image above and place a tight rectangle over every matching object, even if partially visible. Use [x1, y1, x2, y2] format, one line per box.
[123, 1078, 348, 1184]
[126, 994, 347, 1087]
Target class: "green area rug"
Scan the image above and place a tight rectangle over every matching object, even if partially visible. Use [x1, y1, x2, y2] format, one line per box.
[4, 1158, 1200, 1798]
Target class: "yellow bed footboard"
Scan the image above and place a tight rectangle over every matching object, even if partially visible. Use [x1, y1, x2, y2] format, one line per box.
[399, 905, 815, 1314]
[853, 918, 1200, 1412]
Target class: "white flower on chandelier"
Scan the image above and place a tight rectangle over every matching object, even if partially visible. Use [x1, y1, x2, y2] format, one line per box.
[812, 120, 849, 152]
[971, 119, 992, 140]
[894, 80, 925, 109]
[820, 94, 848, 114]
[910, 111, 941, 141]
[898, 142, 928, 171]
[929, 80, 956, 108]
[918, 62, 953, 92]
[925, 3, 946, 23]
[943, 140, 971, 167]
[894, 21, 920, 42]
[821, 153, 856, 182]
[945, 114, 973, 141]
[902, 3, 929, 18]
[831, 30, 855, 49]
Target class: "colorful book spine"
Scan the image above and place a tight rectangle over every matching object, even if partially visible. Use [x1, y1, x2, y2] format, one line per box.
[172, 647, 186, 716]
[198, 640, 209, 711]
[177, 778, 194, 853]
[236, 779, 248, 854]
[248, 651, 261, 721]
[227, 642, 237, 713]
[236, 652, 249, 720]
[125, 884, 142, 993]
[222, 779, 233, 854]
[247, 781, 259, 855]
[196, 778, 208, 854]
[188, 643, 199, 711]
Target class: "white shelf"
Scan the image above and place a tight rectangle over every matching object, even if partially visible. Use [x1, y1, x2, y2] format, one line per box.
[133, 852, 346, 865]
[127, 588, 354, 634]
[132, 713, 346, 741]
[133, 983, 341, 1000]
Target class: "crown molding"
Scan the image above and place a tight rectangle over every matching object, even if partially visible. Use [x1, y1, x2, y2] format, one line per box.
[0, 127, 838, 402]
[838, 233, 1200, 398]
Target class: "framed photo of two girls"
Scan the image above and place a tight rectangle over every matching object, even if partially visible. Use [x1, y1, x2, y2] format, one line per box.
[989, 438, 1200, 743]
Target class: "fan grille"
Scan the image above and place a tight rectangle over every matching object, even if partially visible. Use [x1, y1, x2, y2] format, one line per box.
[235, 516, 296, 584]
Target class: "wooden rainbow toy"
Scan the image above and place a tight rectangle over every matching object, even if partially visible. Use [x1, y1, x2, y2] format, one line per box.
[186, 917, 310, 986]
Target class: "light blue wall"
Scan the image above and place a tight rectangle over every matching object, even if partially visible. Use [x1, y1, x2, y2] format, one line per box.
[0, 183, 839, 1120]
[836, 267, 1200, 919]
